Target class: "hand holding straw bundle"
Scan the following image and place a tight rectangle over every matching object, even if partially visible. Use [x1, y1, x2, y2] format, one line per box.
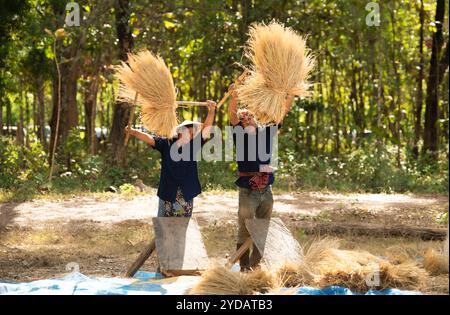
[116, 50, 178, 138]
[236, 22, 315, 125]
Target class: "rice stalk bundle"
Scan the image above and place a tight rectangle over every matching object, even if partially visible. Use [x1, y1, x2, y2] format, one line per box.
[276, 262, 313, 287]
[188, 265, 276, 295]
[276, 237, 340, 287]
[277, 238, 427, 292]
[385, 245, 414, 264]
[237, 21, 315, 124]
[423, 248, 449, 275]
[116, 50, 178, 138]
[379, 261, 428, 290]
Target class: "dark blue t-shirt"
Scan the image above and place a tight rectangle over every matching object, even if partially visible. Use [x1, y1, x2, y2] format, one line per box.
[152, 133, 205, 202]
[232, 122, 279, 188]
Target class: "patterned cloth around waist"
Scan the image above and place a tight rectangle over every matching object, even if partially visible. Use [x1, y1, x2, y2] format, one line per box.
[161, 188, 193, 217]
[238, 172, 270, 190]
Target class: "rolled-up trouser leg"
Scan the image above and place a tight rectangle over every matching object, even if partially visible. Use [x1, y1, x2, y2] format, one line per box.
[236, 242, 250, 272]
[250, 186, 274, 268]
[237, 187, 258, 271]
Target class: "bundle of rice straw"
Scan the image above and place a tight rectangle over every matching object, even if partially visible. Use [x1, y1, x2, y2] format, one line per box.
[423, 248, 449, 275]
[277, 237, 428, 292]
[316, 259, 427, 292]
[277, 237, 340, 287]
[237, 21, 315, 125]
[116, 50, 178, 138]
[188, 265, 277, 295]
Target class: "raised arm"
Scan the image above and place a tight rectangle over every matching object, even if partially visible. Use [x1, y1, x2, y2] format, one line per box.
[201, 100, 217, 139]
[125, 126, 155, 147]
[228, 84, 240, 126]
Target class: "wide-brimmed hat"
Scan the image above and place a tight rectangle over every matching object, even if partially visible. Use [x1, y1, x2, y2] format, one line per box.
[175, 120, 202, 132]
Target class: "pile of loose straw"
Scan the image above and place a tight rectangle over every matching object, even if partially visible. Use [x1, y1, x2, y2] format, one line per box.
[237, 21, 315, 124]
[188, 238, 429, 295]
[276, 238, 428, 292]
[116, 50, 178, 138]
[423, 248, 449, 275]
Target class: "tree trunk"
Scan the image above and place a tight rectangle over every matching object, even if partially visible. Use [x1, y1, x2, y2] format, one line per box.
[294, 222, 447, 241]
[331, 59, 340, 155]
[389, 7, 402, 167]
[32, 91, 37, 134]
[357, 68, 365, 134]
[306, 109, 312, 154]
[413, 0, 425, 157]
[37, 80, 46, 148]
[49, 59, 80, 164]
[438, 40, 449, 84]
[350, 63, 360, 136]
[17, 81, 25, 146]
[84, 76, 99, 155]
[6, 98, 11, 134]
[0, 100, 3, 136]
[376, 32, 383, 150]
[238, 0, 249, 43]
[109, 0, 134, 165]
[98, 86, 107, 152]
[25, 88, 30, 147]
[423, 0, 446, 155]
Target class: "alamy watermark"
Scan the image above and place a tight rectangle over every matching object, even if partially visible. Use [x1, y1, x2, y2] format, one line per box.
[366, 2, 380, 26]
[66, 262, 80, 273]
[170, 125, 279, 170]
[65, 2, 80, 27]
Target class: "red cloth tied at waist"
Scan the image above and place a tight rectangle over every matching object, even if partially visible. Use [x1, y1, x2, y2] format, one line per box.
[239, 172, 270, 190]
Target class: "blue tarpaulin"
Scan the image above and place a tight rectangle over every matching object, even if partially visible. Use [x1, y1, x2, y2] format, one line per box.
[0, 271, 421, 295]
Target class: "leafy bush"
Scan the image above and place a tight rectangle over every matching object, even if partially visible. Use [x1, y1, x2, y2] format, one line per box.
[0, 132, 448, 201]
[0, 136, 47, 189]
[119, 183, 137, 194]
[278, 144, 449, 194]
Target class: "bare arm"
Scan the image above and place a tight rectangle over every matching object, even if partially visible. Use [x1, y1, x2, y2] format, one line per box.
[228, 84, 240, 126]
[125, 127, 155, 147]
[201, 100, 217, 139]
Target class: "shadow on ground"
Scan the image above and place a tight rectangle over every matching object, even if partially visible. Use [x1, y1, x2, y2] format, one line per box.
[0, 203, 19, 235]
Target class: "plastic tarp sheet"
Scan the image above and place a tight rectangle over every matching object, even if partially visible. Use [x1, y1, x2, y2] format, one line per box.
[0, 271, 421, 295]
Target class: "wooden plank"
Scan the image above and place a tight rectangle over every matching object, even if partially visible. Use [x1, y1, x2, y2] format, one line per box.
[227, 237, 253, 267]
[161, 270, 202, 277]
[245, 218, 303, 269]
[124, 238, 156, 277]
[153, 217, 209, 273]
[293, 222, 448, 241]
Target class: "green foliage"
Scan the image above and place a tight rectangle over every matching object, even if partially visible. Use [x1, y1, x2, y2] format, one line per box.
[119, 183, 137, 194]
[437, 212, 449, 226]
[0, 0, 448, 201]
[0, 136, 48, 189]
[278, 145, 449, 194]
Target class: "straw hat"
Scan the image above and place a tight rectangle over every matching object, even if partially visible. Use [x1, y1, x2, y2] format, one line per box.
[175, 120, 202, 133]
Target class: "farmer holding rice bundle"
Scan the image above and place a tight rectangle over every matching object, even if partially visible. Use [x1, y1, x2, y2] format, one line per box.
[117, 49, 218, 217]
[125, 100, 216, 217]
[228, 85, 294, 271]
[229, 21, 314, 271]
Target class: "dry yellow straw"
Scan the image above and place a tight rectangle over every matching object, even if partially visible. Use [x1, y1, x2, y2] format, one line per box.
[237, 21, 315, 124]
[116, 50, 178, 138]
[188, 265, 277, 295]
[276, 238, 428, 292]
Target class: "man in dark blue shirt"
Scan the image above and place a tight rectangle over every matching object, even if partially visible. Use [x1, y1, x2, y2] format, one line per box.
[228, 84, 294, 271]
[125, 100, 216, 217]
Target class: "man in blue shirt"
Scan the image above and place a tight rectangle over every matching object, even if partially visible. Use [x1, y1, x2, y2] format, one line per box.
[125, 100, 216, 217]
[228, 84, 294, 271]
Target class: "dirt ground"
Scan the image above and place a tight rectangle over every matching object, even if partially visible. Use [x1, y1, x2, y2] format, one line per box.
[0, 190, 448, 294]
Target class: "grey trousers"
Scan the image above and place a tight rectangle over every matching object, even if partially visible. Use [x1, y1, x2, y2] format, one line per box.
[237, 186, 274, 244]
